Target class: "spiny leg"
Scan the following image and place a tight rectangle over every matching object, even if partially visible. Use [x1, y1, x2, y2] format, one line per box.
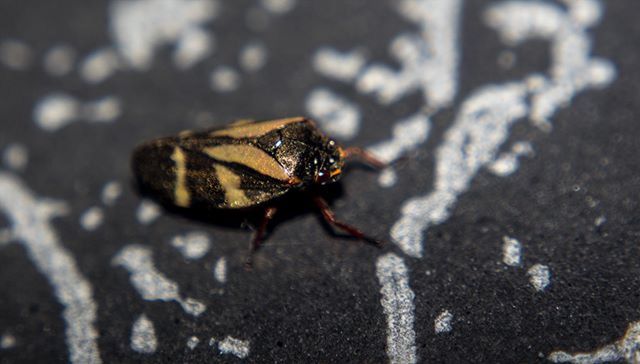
[244, 206, 278, 269]
[343, 147, 386, 169]
[312, 196, 383, 247]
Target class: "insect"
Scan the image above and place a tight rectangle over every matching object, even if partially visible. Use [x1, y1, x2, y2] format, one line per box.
[132, 117, 385, 266]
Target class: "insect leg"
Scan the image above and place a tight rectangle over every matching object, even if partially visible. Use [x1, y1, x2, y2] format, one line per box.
[343, 147, 386, 169]
[245, 206, 278, 269]
[312, 196, 383, 247]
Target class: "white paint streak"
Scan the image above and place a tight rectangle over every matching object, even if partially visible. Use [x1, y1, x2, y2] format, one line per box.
[368, 113, 430, 164]
[434, 310, 453, 334]
[502, 236, 522, 267]
[0, 333, 16, 349]
[43, 44, 76, 77]
[136, 199, 161, 225]
[549, 321, 640, 363]
[34, 94, 121, 131]
[110, 0, 218, 70]
[113, 244, 206, 316]
[80, 48, 121, 84]
[357, 0, 461, 107]
[376, 253, 417, 364]
[130, 314, 157, 354]
[239, 41, 267, 72]
[173, 27, 213, 69]
[187, 336, 200, 350]
[101, 181, 122, 206]
[306, 88, 360, 140]
[210, 66, 240, 92]
[0, 39, 32, 70]
[392, 83, 529, 257]
[313, 48, 365, 82]
[2, 143, 28, 171]
[214, 257, 227, 283]
[489, 141, 534, 177]
[218, 336, 250, 359]
[80, 206, 104, 231]
[260, 0, 296, 14]
[0, 172, 101, 363]
[528, 264, 551, 291]
[171, 231, 211, 260]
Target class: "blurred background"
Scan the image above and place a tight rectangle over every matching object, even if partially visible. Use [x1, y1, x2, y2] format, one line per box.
[1, 0, 639, 362]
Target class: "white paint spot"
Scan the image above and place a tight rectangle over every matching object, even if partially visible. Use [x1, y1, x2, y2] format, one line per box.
[434, 310, 453, 334]
[113, 244, 207, 316]
[171, 231, 210, 260]
[527, 263, 551, 291]
[131, 314, 157, 354]
[502, 236, 522, 267]
[136, 199, 161, 225]
[43, 44, 76, 76]
[186, 336, 200, 350]
[0, 172, 101, 363]
[34, 94, 121, 131]
[305, 88, 360, 140]
[376, 253, 417, 364]
[378, 168, 398, 188]
[368, 113, 430, 164]
[208, 337, 216, 347]
[239, 41, 267, 72]
[210, 66, 240, 92]
[214, 257, 227, 283]
[489, 141, 534, 177]
[356, 0, 462, 107]
[218, 336, 250, 359]
[110, 0, 218, 70]
[101, 181, 122, 206]
[0, 39, 32, 70]
[259, 0, 296, 14]
[173, 27, 214, 69]
[80, 48, 121, 84]
[313, 47, 365, 82]
[80, 206, 104, 231]
[0, 333, 16, 349]
[2, 143, 28, 171]
[594, 215, 606, 227]
[549, 320, 640, 363]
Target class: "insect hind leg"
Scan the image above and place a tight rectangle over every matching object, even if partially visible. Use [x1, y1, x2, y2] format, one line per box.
[244, 206, 278, 269]
[312, 196, 383, 247]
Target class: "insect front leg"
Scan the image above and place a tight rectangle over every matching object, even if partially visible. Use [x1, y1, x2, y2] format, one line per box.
[245, 206, 278, 269]
[312, 196, 383, 247]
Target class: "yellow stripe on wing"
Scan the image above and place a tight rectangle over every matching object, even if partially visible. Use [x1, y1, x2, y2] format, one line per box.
[203, 144, 291, 181]
[170, 147, 191, 207]
[214, 164, 252, 208]
[209, 117, 306, 138]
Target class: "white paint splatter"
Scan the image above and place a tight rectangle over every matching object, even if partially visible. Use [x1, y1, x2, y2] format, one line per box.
[208, 337, 216, 347]
[260, 0, 296, 14]
[80, 48, 121, 84]
[131, 314, 157, 354]
[33, 93, 121, 131]
[0, 333, 16, 349]
[239, 41, 267, 72]
[214, 257, 227, 283]
[391, 83, 529, 257]
[110, 0, 218, 70]
[502, 236, 522, 267]
[210, 66, 240, 92]
[80, 206, 104, 231]
[113, 244, 207, 316]
[368, 113, 430, 164]
[594, 215, 606, 227]
[101, 181, 122, 206]
[357, 0, 461, 107]
[43, 44, 76, 76]
[2, 143, 28, 171]
[0, 39, 32, 70]
[376, 253, 417, 364]
[489, 141, 534, 177]
[186, 336, 200, 350]
[0, 172, 101, 363]
[136, 199, 161, 225]
[306, 88, 360, 140]
[549, 320, 640, 363]
[527, 264, 551, 292]
[173, 27, 214, 69]
[218, 336, 250, 359]
[313, 47, 365, 82]
[378, 168, 398, 188]
[434, 310, 453, 334]
[171, 231, 211, 260]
